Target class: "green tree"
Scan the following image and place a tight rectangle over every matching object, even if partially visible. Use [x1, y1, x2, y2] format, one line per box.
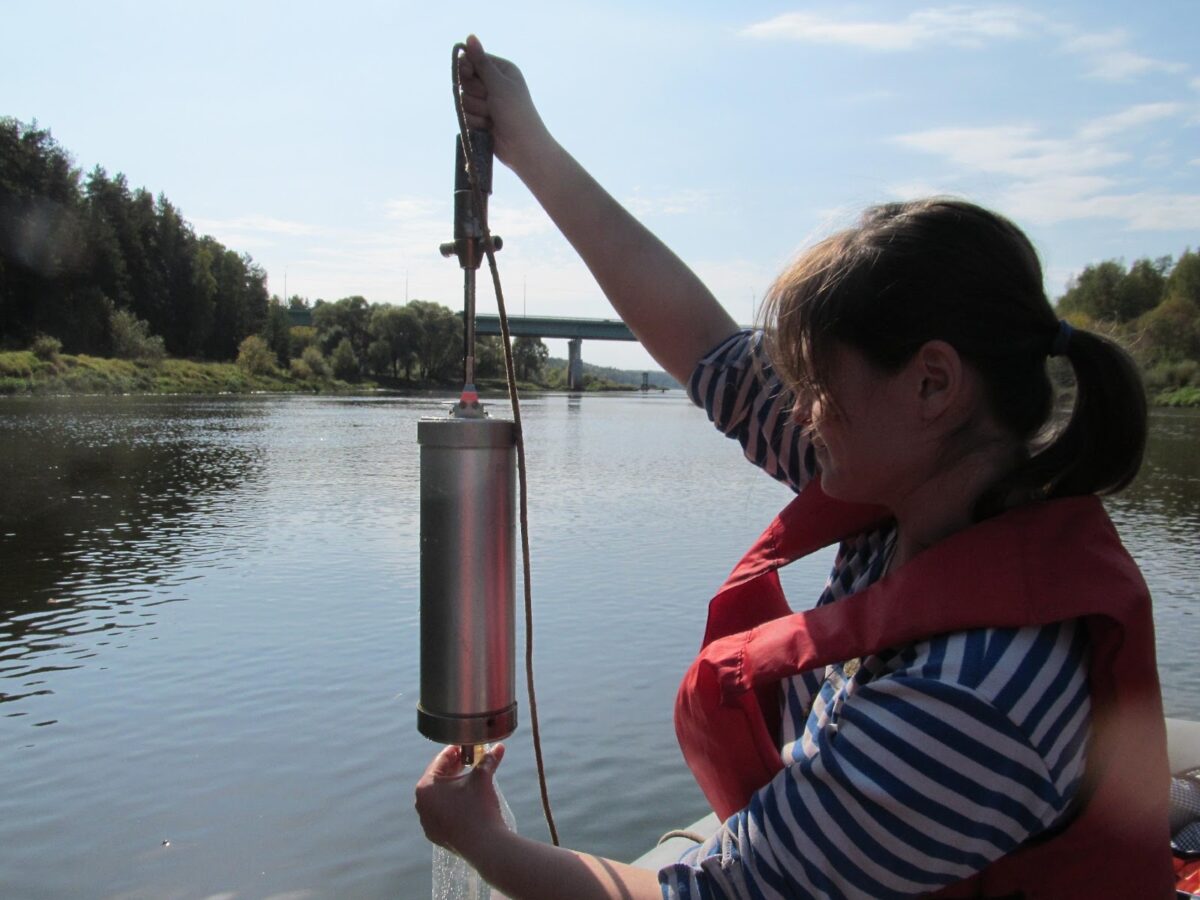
[186, 238, 218, 355]
[0, 118, 88, 348]
[1141, 251, 1200, 363]
[369, 303, 421, 379]
[366, 339, 392, 376]
[1165, 249, 1200, 305]
[407, 300, 460, 381]
[1058, 258, 1165, 324]
[313, 296, 371, 361]
[154, 194, 203, 356]
[330, 336, 359, 380]
[202, 242, 270, 360]
[475, 335, 505, 379]
[512, 335, 549, 381]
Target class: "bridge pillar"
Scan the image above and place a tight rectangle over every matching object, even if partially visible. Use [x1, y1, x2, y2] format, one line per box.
[567, 338, 584, 391]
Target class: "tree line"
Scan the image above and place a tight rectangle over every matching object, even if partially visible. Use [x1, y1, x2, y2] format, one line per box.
[1055, 251, 1200, 398]
[0, 116, 549, 386]
[268, 295, 549, 384]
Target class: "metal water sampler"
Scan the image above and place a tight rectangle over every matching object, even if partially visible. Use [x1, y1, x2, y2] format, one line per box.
[416, 414, 518, 751]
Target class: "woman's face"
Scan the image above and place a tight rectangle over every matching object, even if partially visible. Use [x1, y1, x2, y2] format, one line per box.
[804, 343, 918, 507]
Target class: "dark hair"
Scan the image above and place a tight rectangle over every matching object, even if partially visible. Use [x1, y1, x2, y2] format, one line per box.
[762, 198, 1146, 518]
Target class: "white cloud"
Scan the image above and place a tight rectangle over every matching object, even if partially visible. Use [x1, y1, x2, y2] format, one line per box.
[893, 124, 1127, 179]
[1192, 77, 1200, 92]
[1076, 102, 1184, 140]
[741, 6, 1037, 50]
[892, 101, 1197, 231]
[1004, 187, 1200, 230]
[1062, 29, 1186, 81]
[742, 9, 1189, 90]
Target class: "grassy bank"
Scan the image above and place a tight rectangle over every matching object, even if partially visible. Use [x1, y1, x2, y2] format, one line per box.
[0, 351, 361, 396]
[1154, 386, 1200, 407]
[0, 351, 638, 398]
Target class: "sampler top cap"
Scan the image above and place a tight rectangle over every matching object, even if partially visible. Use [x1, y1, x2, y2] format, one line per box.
[417, 416, 516, 448]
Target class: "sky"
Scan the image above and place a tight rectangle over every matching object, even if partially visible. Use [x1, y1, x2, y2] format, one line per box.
[5, 0, 1199, 369]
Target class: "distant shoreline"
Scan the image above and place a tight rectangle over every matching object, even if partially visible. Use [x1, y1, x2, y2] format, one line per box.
[0, 350, 661, 399]
[2, 350, 1192, 406]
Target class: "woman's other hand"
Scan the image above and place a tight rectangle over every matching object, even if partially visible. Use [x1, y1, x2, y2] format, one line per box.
[415, 743, 507, 856]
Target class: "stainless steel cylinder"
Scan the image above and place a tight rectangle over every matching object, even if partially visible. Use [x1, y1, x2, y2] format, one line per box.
[417, 416, 518, 745]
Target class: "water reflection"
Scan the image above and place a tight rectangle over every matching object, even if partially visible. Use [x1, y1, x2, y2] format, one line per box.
[0, 396, 264, 707]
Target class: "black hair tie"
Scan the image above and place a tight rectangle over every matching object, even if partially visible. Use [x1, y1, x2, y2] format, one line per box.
[1049, 319, 1074, 357]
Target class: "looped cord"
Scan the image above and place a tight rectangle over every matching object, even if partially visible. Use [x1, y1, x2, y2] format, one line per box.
[450, 42, 559, 847]
[1049, 319, 1074, 357]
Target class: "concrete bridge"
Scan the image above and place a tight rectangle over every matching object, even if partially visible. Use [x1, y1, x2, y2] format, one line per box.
[473, 314, 635, 390]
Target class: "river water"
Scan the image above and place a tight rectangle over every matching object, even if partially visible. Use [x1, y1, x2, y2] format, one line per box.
[1, 393, 1197, 899]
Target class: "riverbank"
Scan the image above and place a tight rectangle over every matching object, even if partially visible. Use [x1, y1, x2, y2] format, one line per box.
[0, 350, 358, 396]
[0, 350, 642, 397]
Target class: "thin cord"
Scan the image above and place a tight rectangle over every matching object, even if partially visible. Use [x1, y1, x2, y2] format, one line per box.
[451, 42, 559, 847]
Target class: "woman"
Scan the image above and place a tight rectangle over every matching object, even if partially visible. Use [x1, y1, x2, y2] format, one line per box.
[415, 36, 1173, 898]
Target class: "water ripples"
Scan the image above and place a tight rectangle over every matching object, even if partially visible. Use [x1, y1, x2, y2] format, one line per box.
[0, 395, 1195, 897]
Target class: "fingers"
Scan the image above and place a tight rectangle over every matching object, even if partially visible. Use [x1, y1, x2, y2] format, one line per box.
[464, 34, 488, 72]
[458, 37, 491, 130]
[425, 744, 467, 780]
[460, 93, 490, 118]
[478, 742, 505, 775]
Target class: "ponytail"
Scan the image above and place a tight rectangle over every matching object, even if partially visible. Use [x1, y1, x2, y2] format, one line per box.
[974, 324, 1147, 519]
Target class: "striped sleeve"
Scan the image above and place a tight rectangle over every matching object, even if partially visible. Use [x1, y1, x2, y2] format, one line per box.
[687, 329, 814, 493]
[659, 621, 1092, 900]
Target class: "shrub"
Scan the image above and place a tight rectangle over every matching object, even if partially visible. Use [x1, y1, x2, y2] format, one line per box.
[0, 351, 35, 378]
[110, 308, 165, 361]
[1175, 359, 1200, 387]
[236, 335, 276, 375]
[1145, 359, 1200, 391]
[31, 334, 62, 361]
[330, 337, 359, 380]
[301, 345, 329, 378]
[289, 357, 313, 379]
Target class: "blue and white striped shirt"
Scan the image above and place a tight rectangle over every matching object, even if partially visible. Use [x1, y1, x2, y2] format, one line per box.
[659, 331, 1091, 900]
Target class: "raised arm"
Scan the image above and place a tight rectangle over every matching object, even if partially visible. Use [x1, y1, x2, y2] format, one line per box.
[459, 36, 738, 385]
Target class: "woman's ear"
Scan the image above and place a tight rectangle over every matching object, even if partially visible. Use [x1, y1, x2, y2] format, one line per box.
[911, 340, 965, 422]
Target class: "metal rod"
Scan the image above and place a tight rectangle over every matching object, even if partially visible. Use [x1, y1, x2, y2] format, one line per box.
[464, 267, 476, 386]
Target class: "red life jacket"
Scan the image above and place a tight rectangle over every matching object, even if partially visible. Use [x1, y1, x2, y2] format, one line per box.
[674, 483, 1174, 898]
